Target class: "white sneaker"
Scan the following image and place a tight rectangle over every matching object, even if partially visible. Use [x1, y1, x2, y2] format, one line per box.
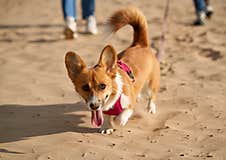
[64, 16, 78, 39]
[87, 15, 98, 35]
[206, 5, 213, 13]
[206, 5, 214, 19]
[194, 11, 206, 26]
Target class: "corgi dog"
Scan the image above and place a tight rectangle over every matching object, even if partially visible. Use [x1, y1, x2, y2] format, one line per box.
[65, 6, 160, 134]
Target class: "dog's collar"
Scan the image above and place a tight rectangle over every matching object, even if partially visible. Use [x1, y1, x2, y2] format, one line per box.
[103, 60, 134, 116]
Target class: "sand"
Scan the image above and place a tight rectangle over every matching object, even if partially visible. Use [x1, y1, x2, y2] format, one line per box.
[0, 0, 226, 159]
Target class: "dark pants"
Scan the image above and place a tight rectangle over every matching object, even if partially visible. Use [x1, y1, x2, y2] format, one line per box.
[193, 0, 206, 13]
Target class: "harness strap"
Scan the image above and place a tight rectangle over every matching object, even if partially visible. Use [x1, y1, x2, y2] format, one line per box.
[103, 60, 134, 116]
[117, 60, 135, 82]
[103, 96, 123, 115]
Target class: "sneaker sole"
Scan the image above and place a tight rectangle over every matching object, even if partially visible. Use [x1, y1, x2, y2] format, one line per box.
[64, 28, 77, 39]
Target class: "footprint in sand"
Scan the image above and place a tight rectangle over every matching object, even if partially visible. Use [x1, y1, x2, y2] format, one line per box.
[160, 61, 175, 76]
[175, 33, 194, 43]
[190, 69, 223, 82]
[199, 48, 223, 61]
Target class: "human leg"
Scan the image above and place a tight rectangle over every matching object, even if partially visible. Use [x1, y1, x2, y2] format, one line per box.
[193, 0, 206, 13]
[193, 0, 206, 25]
[62, 0, 78, 38]
[205, 0, 214, 19]
[81, 0, 98, 34]
[81, 0, 95, 19]
[62, 0, 76, 19]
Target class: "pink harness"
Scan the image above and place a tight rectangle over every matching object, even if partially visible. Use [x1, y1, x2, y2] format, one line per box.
[103, 60, 134, 116]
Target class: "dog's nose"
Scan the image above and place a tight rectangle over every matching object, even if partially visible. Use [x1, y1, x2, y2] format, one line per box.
[89, 103, 99, 110]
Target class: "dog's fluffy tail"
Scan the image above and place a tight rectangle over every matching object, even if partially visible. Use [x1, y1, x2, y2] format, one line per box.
[108, 6, 149, 47]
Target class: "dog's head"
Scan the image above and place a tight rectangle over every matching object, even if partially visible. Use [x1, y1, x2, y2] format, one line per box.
[65, 45, 120, 127]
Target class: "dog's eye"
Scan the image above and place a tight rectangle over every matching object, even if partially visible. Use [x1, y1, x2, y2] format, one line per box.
[98, 83, 106, 90]
[82, 84, 90, 92]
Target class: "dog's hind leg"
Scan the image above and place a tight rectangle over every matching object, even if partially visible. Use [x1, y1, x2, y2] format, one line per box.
[147, 89, 157, 114]
[136, 93, 142, 102]
[147, 65, 160, 114]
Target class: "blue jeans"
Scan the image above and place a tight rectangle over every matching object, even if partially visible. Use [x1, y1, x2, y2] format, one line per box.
[193, 0, 206, 13]
[62, 0, 95, 20]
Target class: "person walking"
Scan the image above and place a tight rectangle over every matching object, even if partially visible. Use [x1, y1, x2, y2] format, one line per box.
[193, 0, 214, 25]
[62, 0, 98, 39]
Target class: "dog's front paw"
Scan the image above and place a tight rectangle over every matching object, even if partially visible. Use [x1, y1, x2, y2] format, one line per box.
[114, 115, 128, 126]
[100, 128, 114, 135]
[147, 101, 156, 114]
[114, 109, 133, 126]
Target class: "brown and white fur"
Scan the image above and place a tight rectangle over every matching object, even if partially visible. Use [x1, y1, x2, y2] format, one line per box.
[65, 6, 160, 134]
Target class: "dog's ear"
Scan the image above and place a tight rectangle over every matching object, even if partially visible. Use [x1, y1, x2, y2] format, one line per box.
[65, 51, 86, 79]
[98, 45, 117, 72]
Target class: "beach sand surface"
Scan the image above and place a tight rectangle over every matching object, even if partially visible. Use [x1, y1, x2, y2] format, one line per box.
[0, 0, 226, 159]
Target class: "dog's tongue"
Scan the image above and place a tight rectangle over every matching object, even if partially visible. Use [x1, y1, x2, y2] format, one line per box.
[91, 109, 103, 127]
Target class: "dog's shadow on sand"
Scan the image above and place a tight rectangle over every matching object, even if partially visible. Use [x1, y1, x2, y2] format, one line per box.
[0, 102, 98, 143]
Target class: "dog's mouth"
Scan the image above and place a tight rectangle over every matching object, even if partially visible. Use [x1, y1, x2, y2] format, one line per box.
[91, 108, 103, 127]
[89, 95, 109, 127]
